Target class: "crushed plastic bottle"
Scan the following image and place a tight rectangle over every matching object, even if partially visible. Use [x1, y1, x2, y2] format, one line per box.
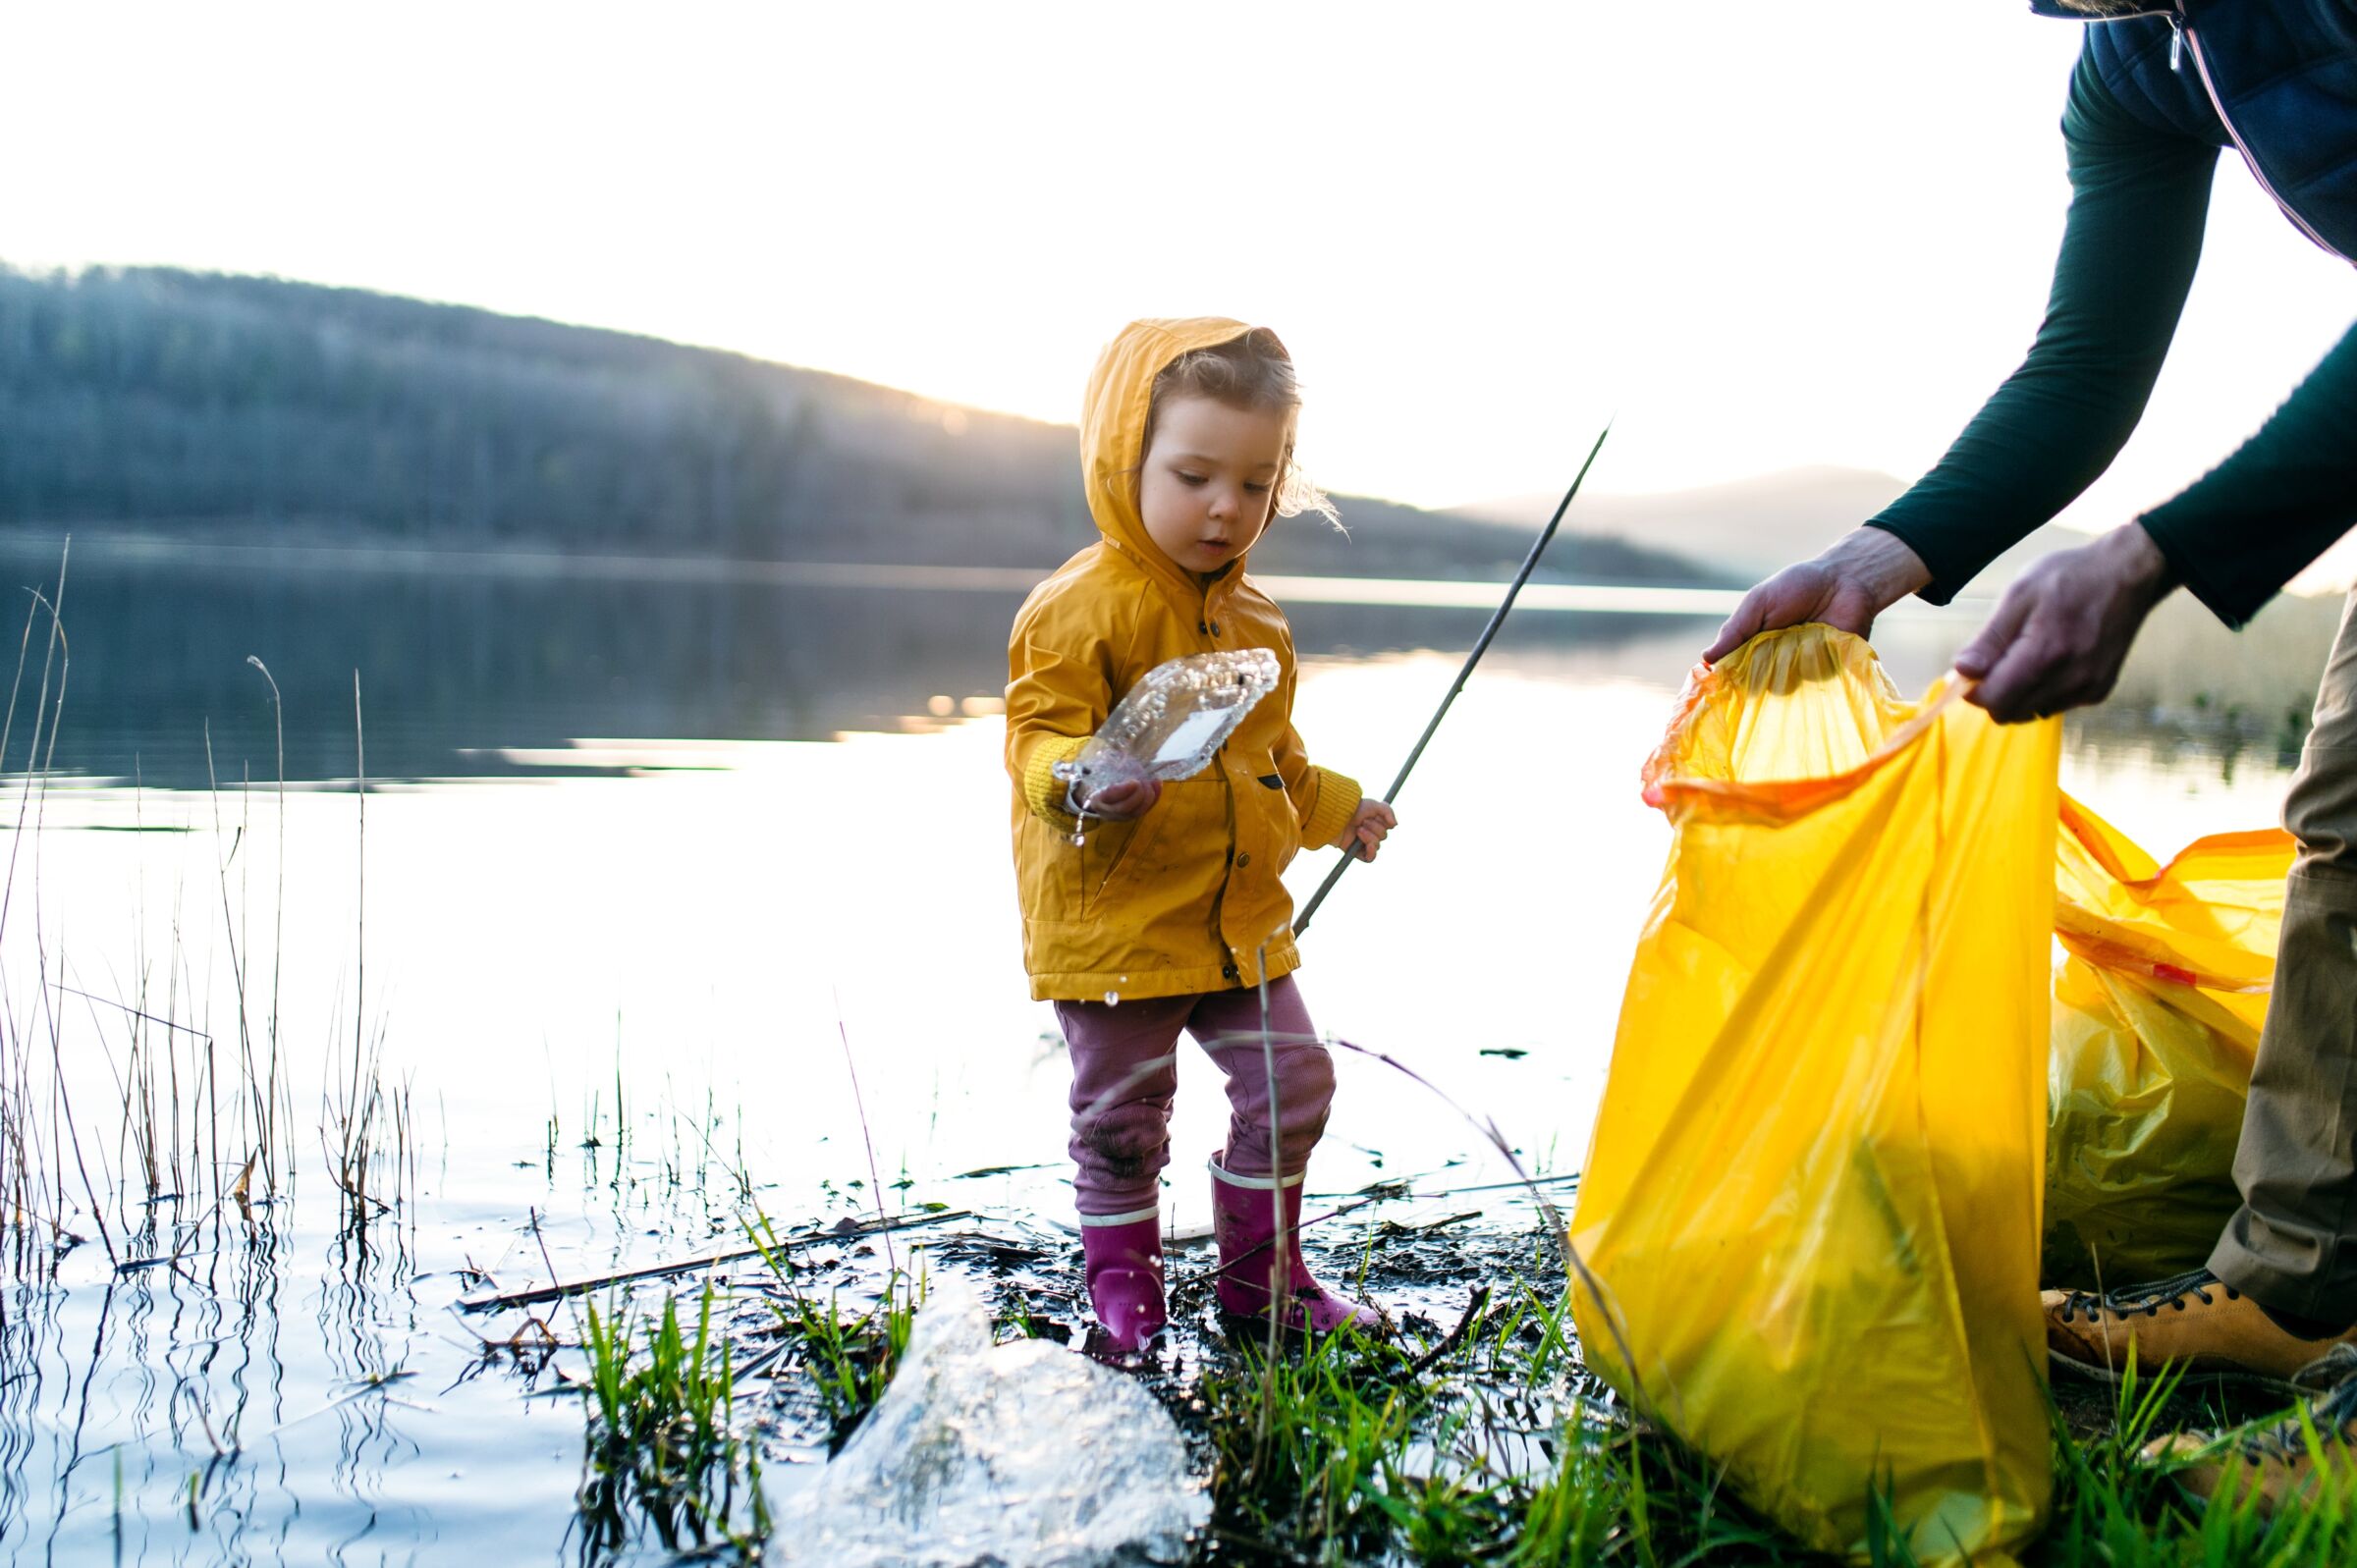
[1054, 649, 1280, 822]
[768, 1276, 1207, 1567]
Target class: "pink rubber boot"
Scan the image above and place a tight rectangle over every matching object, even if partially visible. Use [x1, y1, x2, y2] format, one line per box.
[1209, 1155, 1389, 1336]
[1080, 1211, 1168, 1352]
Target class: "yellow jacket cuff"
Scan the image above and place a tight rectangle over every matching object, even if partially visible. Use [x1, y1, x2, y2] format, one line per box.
[1301, 766, 1363, 852]
[1022, 733, 1089, 832]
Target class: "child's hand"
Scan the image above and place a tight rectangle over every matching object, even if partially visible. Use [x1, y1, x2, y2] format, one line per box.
[1332, 799, 1397, 862]
[1077, 777, 1161, 821]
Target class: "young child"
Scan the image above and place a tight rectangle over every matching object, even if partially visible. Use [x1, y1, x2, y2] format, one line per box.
[1005, 318, 1397, 1351]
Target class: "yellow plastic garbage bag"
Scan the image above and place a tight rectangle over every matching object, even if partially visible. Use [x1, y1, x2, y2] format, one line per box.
[2044, 795, 2291, 1288]
[1570, 625, 2056, 1565]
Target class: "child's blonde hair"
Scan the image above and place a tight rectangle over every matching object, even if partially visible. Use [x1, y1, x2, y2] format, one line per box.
[1144, 327, 1341, 528]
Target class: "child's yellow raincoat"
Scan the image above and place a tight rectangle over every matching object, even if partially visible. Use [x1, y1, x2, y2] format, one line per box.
[1005, 318, 1360, 1003]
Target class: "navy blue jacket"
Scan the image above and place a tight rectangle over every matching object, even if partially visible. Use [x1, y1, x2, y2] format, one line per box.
[2041, 0, 2357, 261]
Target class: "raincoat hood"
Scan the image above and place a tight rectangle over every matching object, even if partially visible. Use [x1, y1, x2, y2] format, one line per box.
[1080, 316, 1276, 597]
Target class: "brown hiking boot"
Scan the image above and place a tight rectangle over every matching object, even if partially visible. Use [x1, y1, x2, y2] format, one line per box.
[2044, 1270, 2357, 1395]
[2142, 1345, 2357, 1512]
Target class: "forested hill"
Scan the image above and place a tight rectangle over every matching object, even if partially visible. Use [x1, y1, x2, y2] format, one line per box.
[0, 267, 1722, 584]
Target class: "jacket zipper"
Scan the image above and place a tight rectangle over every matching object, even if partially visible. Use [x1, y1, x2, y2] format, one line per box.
[2029, 2, 2173, 19]
[2176, 16, 2343, 258]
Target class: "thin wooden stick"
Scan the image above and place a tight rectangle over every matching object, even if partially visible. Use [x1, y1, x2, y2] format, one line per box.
[1406, 1285, 1492, 1379]
[1294, 423, 1610, 937]
[457, 1208, 970, 1312]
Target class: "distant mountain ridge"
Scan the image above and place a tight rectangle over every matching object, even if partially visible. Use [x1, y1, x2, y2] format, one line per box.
[1457, 465, 1913, 579]
[1459, 465, 2121, 591]
[0, 266, 1729, 588]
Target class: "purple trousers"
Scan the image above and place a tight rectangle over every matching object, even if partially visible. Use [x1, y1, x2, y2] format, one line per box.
[1054, 974, 1337, 1219]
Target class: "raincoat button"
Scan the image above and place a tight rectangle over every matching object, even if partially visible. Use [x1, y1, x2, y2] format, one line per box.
[1209, 622, 1222, 636]
[1198, 622, 1209, 634]
[1234, 852, 1251, 868]
[1222, 963, 1239, 981]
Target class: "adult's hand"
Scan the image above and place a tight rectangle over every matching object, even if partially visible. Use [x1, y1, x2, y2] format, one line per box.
[1953, 523, 2175, 724]
[1703, 527, 1934, 665]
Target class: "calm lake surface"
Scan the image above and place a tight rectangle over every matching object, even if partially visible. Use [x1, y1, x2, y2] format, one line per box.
[0, 537, 2323, 1564]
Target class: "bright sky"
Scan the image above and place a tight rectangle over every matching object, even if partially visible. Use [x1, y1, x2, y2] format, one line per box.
[3, 3, 2350, 547]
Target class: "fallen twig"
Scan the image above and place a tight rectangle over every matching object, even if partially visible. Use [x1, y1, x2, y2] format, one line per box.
[458, 1208, 970, 1311]
[1379, 1210, 1484, 1237]
[1406, 1286, 1492, 1379]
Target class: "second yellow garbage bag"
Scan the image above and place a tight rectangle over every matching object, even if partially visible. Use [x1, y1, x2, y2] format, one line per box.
[1570, 625, 2056, 1564]
[2044, 795, 2292, 1287]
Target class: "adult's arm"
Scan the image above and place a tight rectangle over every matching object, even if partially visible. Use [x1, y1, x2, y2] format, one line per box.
[1864, 48, 2220, 602]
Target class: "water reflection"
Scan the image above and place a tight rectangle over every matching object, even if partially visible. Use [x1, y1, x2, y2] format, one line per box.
[0, 536, 1930, 786]
[11, 536, 2331, 793]
[27, 544, 1033, 786]
[0, 1177, 581, 1563]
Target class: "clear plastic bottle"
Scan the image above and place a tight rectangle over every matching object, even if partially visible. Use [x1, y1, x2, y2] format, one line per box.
[1053, 648, 1280, 822]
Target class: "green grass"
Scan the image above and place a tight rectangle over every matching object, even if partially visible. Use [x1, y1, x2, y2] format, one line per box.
[2038, 1352, 2357, 1568]
[741, 1208, 923, 1446]
[1193, 1282, 2357, 1566]
[773, 1274, 922, 1443]
[563, 1205, 923, 1562]
[1205, 1328, 1412, 1557]
[1198, 1284, 1821, 1566]
[569, 1209, 2357, 1566]
[573, 1281, 766, 1559]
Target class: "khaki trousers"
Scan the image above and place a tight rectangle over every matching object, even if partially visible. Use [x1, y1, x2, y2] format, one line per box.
[2211, 587, 2357, 1323]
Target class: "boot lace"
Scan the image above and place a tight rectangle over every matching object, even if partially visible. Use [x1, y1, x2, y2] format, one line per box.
[2311, 1366, 2357, 1439]
[2234, 1370, 2357, 1463]
[2293, 1342, 2357, 1395]
[2056, 1269, 2238, 1324]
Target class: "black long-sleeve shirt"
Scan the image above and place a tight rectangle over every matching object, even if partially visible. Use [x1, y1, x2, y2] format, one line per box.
[1867, 49, 2357, 629]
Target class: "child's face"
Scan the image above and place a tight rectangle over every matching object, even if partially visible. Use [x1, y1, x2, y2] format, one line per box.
[1137, 395, 1292, 576]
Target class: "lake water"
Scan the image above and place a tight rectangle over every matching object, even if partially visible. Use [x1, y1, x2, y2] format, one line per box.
[0, 537, 2329, 1564]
